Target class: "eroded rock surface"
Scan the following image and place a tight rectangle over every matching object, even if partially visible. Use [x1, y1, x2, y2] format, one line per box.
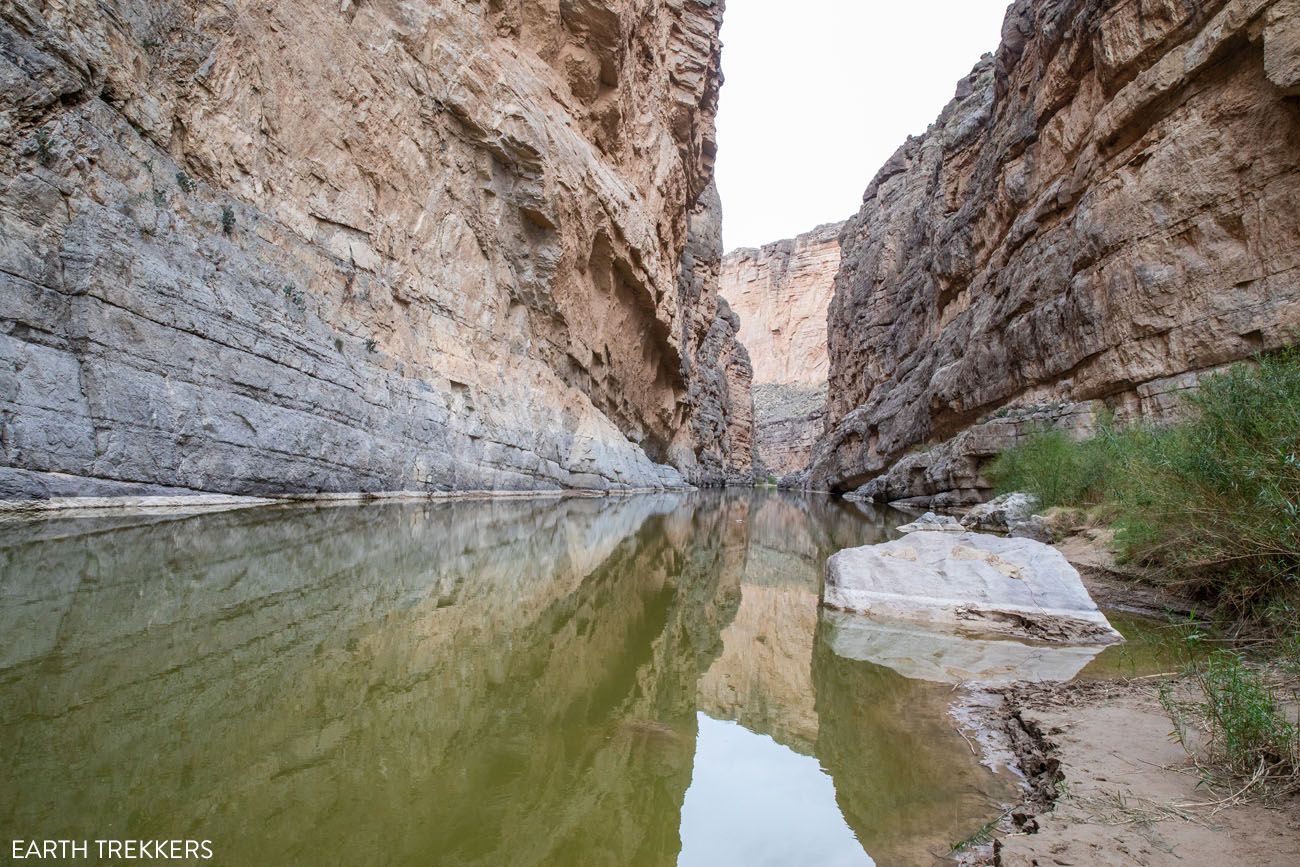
[962, 491, 1041, 534]
[824, 531, 1122, 644]
[721, 221, 843, 477]
[812, 0, 1300, 502]
[0, 0, 753, 498]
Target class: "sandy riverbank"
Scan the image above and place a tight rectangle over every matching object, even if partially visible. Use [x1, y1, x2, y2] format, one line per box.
[953, 532, 1300, 866]
[959, 678, 1299, 866]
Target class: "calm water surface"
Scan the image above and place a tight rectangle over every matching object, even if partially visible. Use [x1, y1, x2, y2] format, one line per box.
[1, 491, 1018, 866]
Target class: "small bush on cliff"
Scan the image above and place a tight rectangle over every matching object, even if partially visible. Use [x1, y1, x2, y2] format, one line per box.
[993, 349, 1300, 619]
[33, 129, 52, 165]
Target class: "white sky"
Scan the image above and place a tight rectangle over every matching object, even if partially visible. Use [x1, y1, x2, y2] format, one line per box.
[715, 1, 1012, 251]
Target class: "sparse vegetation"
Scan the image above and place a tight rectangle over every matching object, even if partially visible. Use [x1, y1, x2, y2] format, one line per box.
[990, 348, 1300, 622]
[988, 417, 1138, 508]
[364, 338, 378, 353]
[33, 129, 52, 165]
[282, 283, 305, 307]
[1161, 648, 1300, 800]
[152, 188, 166, 207]
[176, 171, 197, 194]
[221, 205, 236, 236]
[948, 813, 1004, 854]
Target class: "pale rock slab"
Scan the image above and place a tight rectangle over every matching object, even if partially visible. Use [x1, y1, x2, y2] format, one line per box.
[823, 531, 1122, 644]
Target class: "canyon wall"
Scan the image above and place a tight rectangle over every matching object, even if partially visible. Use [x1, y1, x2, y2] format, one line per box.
[812, 0, 1300, 504]
[721, 221, 842, 477]
[0, 0, 753, 499]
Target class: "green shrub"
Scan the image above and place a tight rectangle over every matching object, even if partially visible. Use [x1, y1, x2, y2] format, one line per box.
[1162, 650, 1299, 795]
[1198, 652, 1297, 774]
[221, 205, 236, 236]
[1112, 350, 1300, 613]
[987, 415, 1141, 508]
[991, 348, 1300, 618]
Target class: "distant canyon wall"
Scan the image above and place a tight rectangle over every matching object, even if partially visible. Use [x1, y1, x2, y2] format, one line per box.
[0, 0, 753, 499]
[812, 0, 1300, 504]
[721, 221, 843, 477]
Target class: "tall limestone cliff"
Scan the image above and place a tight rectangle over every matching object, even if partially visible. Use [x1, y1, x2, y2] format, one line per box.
[0, 0, 753, 499]
[721, 221, 842, 477]
[812, 0, 1300, 504]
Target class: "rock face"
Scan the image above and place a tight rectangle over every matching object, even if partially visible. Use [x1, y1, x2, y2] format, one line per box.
[824, 531, 1122, 644]
[811, 0, 1300, 502]
[0, 0, 753, 499]
[894, 511, 964, 533]
[721, 221, 843, 477]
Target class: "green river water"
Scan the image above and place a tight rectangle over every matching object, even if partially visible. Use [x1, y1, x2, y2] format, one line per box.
[2, 490, 1123, 866]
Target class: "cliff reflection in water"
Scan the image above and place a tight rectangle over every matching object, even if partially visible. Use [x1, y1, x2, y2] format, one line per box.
[0, 492, 1012, 866]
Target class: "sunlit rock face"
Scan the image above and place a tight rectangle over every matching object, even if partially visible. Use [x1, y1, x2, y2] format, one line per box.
[721, 222, 843, 478]
[812, 0, 1300, 503]
[0, 0, 752, 497]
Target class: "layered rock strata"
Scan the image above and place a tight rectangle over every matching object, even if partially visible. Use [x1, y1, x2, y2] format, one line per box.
[0, 0, 753, 499]
[811, 0, 1300, 503]
[721, 221, 843, 477]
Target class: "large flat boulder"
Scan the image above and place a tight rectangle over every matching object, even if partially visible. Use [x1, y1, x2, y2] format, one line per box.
[823, 531, 1121, 644]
